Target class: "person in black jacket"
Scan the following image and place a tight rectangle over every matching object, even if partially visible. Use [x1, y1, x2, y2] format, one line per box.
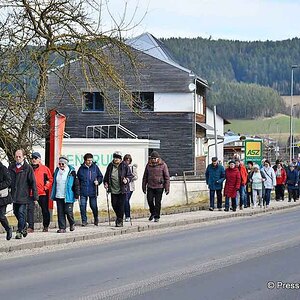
[8, 149, 38, 239]
[0, 161, 13, 240]
[103, 151, 133, 227]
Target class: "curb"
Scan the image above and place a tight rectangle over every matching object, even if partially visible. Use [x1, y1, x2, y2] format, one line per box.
[0, 203, 299, 253]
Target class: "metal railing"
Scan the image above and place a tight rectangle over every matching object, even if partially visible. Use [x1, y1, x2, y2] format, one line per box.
[86, 124, 138, 139]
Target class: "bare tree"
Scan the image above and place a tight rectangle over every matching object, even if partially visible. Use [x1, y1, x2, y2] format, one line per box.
[0, 0, 144, 161]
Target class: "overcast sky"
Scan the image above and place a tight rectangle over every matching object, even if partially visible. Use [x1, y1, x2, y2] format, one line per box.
[102, 0, 300, 41]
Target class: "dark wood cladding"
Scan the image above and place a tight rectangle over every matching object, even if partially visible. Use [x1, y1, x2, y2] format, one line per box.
[47, 47, 208, 175]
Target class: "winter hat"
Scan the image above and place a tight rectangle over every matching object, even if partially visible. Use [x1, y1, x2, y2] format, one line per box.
[32, 152, 41, 159]
[59, 155, 69, 165]
[150, 151, 160, 159]
[113, 151, 122, 160]
[228, 160, 235, 165]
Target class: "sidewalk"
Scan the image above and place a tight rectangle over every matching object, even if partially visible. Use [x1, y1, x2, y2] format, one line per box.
[0, 200, 299, 253]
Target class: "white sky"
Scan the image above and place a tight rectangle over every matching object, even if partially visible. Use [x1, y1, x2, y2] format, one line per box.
[101, 0, 300, 41]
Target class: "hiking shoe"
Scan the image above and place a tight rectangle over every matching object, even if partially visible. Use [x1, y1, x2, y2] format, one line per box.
[94, 218, 99, 226]
[209, 207, 214, 211]
[81, 222, 88, 227]
[22, 227, 28, 238]
[27, 228, 34, 233]
[6, 227, 12, 241]
[154, 218, 159, 222]
[57, 229, 66, 233]
[115, 221, 123, 227]
[70, 224, 75, 231]
[218, 208, 222, 211]
[42, 227, 48, 232]
[224, 208, 229, 212]
[125, 217, 131, 222]
[15, 232, 22, 239]
[148, 215, 154, 221]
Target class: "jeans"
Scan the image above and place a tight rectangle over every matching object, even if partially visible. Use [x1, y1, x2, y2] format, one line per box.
[111, 193, 126, 225]
[264, 188, 272, 206]
[79, 196, 98, 223]
[124, 191, 133, 218]
[56, 198, 74, 230]
[225, 196, 236, 211]
[237, 185, 246, 208]
[38, 195, 50, 228]
[209, 189, 222, 209]
[13, 203, 27, 232]
[0, 205, 10, 232]
[147, 188, 164, 219]
[288, 189, 297, 201]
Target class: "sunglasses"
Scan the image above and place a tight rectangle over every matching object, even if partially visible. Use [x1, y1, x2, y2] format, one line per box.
[59, 163, 65, 166]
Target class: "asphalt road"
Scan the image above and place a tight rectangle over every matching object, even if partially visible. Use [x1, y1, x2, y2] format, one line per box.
[1, 208, 300, 300]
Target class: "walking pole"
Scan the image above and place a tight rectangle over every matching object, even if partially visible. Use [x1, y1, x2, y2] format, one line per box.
[106, 190, 111, 226]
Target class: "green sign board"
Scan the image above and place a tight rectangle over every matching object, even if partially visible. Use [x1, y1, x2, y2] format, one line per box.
[244, 140, 263, 166]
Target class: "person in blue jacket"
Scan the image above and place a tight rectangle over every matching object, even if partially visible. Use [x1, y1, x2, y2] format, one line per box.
[205, 157, 225, 211]
[77, 153, 103, 226]
[286, 163, 299, 202]
[50, 156, 79, 233]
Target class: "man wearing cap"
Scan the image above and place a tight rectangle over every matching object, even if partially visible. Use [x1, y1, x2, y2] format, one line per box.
[77, 153, 103, 226]
[205, 157, 225, 211]
[142, 151, 170, 222]
[50, 156, 80, 233]
[103, 151, 133, 227]
[27, 152, 53, 232]
[8, 149, 38, 239]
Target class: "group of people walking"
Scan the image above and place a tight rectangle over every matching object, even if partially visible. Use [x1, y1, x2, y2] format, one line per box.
[206, 156, 300, 211]
[0, 149, 170, 240]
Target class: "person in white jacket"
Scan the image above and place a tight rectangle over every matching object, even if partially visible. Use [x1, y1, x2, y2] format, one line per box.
[261, 160, 276, 208]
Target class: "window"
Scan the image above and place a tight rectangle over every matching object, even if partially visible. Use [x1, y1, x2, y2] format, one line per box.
[132, 92, 154, 111]
[82, 92, 104, 112]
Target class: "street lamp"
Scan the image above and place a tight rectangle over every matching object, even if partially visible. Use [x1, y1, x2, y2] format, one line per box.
[290, 65, 300, 162]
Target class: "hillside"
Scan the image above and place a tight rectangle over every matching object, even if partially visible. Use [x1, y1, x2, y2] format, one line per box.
[225, 114, 300, 142]
[163, 37, 300, 96]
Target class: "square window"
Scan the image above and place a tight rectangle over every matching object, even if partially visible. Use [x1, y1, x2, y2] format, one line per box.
[132, 92, 154, 111]
[83, 92, 104, 112]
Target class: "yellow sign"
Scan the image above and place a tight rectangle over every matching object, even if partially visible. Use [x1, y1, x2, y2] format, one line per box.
[245, 141, 262, 157]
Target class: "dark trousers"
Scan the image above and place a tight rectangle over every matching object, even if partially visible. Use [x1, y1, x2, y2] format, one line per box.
[124, 191, 133, 218]
[79, 196, 98, 223]
[38, 195, 50, 228]
[225, 197, 236, 211]
[209, 189, 222, 209]
[264, 188, 272, 206]
[0, 205, 10, 232]
[27, 200, 35, 229]
[147, 188, 164, 219]
[56, 198, 74, 230]
[275, 184, 285, 200]
[13, 203, 27, 232]
[111, 193, 126, 224]
[288, 189, 297, 201]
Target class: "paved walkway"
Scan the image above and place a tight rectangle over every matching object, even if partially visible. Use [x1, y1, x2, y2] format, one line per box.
[0, 200, 299, 253]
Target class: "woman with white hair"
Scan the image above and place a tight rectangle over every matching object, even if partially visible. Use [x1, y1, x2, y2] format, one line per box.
[249, 164, 266, 208]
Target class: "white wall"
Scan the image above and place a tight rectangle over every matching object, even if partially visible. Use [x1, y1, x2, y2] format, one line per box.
[205, 107, 225, 164]
[154, 92, 194, 112]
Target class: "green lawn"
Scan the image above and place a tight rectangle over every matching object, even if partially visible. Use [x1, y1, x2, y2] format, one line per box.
[225, 114, 300, 140]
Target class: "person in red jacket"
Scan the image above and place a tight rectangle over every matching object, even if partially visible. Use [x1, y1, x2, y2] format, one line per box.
[27, 152, 53, 232]
[235, 159, 248, 209]
[224, 160, 241, 212]
[274, 162, 287, 201]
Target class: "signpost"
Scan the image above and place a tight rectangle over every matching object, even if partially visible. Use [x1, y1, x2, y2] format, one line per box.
[244, 140, 263, 166]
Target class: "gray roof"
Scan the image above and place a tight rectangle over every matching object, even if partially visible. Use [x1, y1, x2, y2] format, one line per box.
[126, 33, 208, 86]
